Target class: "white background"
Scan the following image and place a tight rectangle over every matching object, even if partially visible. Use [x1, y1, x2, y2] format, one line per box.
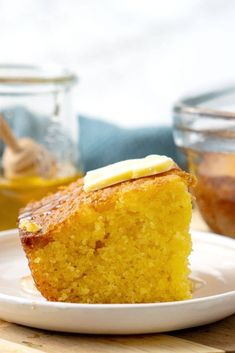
[0, 0, 235, 126]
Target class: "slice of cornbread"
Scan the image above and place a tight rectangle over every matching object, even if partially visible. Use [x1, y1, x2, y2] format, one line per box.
[19, 166, 195, 303]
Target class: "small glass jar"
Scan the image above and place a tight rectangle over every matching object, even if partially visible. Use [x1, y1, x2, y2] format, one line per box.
[173, 86, 235, 238]
[0, 64, 82, 230]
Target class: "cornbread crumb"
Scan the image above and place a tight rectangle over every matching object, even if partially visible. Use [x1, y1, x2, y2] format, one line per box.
[19, 219, 41, 233]
[59, 293, 68, 301]
[19, 168, 195, 304]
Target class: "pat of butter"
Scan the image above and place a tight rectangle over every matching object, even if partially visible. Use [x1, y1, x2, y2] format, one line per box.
[84, 155, 175, 192]
[19, 219, 41, 233]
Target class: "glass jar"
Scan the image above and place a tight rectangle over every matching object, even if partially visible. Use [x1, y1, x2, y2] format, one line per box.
[173, 86, 235, 237]
[0, 64, 82, 230]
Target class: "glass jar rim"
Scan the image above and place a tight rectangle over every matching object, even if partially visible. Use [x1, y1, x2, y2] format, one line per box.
[0, 64, 78, 85]
[174, 86, 235, 120]
[173, 86, 235, 142]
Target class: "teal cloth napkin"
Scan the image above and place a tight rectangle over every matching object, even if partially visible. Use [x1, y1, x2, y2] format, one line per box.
[79, 116, 181, 171]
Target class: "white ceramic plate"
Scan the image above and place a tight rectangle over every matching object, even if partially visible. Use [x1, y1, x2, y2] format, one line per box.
[0, 229, 234, 334]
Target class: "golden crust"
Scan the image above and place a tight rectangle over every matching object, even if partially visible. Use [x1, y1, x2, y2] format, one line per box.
[18, 167, 195, 249]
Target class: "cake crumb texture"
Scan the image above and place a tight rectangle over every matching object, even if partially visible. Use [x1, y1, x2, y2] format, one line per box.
[19, 169, 194, 303]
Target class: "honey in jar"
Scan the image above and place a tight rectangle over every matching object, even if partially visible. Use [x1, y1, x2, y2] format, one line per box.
[0, 64, 82, 230]
[173, 85, 235, 237]
[186, 148, 235, 237]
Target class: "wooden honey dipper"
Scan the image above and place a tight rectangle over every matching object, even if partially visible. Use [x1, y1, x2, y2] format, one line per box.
[0, 115, 57, 179]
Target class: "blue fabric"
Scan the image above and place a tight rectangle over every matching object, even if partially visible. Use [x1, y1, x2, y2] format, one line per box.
[79, 115, 182, 171]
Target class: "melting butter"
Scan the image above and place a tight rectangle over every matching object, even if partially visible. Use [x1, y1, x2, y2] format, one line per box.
[84, 155, 174, 192]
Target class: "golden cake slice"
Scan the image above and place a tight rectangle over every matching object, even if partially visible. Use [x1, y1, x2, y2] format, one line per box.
[18, 156, 195, 303]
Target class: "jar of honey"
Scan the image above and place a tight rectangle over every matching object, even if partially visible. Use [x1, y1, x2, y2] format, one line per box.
[0, 64, 82, 230]
[173, 87, 235, 237]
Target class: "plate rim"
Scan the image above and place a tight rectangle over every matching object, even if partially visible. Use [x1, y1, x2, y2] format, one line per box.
[0, 228, 235, 310]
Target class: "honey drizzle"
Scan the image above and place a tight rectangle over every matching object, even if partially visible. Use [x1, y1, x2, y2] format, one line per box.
[19, 187, 79, 222]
